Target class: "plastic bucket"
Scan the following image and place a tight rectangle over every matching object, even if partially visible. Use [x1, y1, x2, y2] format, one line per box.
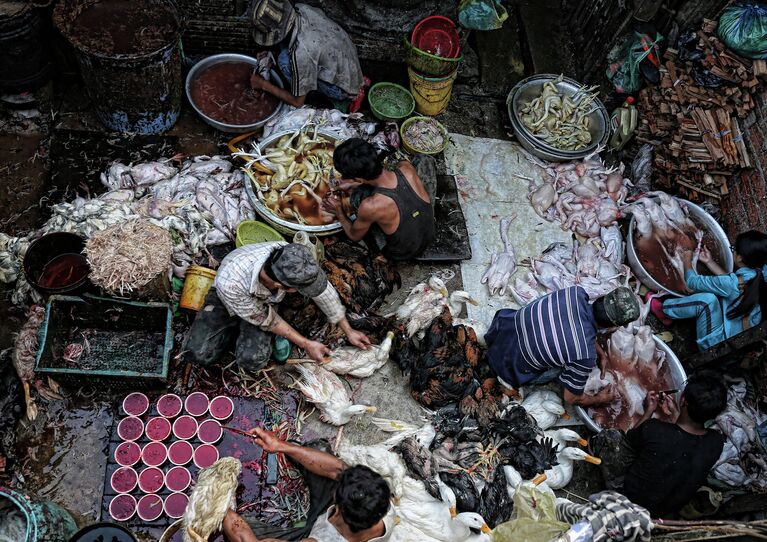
[22, 232, 90, 296]
[408, 67, 457, 116]
[0, 3, 51, 92]
[52, 0, 183, 134]
[179, 266, 216, 311]
[0, 486, 77, 542]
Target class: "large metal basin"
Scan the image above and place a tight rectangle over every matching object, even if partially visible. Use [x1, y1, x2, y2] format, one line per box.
[185, 53, 284, 133]
[575, 335, 687, 433]
[243, 128, 343, 236]
[627, 197, 733, 296]
[507, 74, 609, 162]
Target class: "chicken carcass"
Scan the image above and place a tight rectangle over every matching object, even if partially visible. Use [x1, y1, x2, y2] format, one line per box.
[600, 226, 624, 266]
[646, 191, 694, 230]
[482, 215, 518, 296]
[509, 272, 542, 306]
[529, 181, 558, 218]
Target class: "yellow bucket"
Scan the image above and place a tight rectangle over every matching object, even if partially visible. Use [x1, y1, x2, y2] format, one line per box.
[179, 265, 217, 311]
[408, 67, 457, 116]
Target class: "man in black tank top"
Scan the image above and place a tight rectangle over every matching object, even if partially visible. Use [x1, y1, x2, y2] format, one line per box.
[322, 138, 436, 261]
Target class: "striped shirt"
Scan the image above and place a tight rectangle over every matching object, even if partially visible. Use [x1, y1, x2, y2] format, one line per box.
[214, 242, 346, 330]
[485, 286, 597, 394]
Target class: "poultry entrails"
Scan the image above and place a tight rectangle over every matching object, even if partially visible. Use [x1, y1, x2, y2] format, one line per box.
[481, 215, 518, 296]
[291, 363, 376, 425]
[323, 331, 395, 378]
[540, 447, 602, 490]
[478, 465, 513, 528]
[395, 275, 449, 337]
[183, 457, 241, 542]
[395, 436, 442, 501]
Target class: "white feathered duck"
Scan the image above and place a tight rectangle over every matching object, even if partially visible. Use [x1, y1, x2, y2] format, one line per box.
[322, 331, 395, 378]
[291, 362, 376, 425]
[393, 275, 449, 337]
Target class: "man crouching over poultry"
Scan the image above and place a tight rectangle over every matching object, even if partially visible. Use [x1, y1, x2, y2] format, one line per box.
[223, 427, 395, 541]
[485, 285, 640, 407]
[184, 242, 371, 369]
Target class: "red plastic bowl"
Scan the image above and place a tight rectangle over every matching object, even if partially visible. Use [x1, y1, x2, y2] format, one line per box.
[122, 392, 149, 417]
[197, 419, 223, 444]
[142, 442, 168, 467]
[184, 392, 209, 417]
[194, 444, 220, 469]
[168, 440, 194, 466]
[138, 466, 165, 494]
[110, 466, 138, 493]
[146, 417, 172, 441]
[209, 396, 234, 421]
[412, 16, 460, 58]
[137, 493, 164, 522]
[157, 393, 183, 418]
[109, 494, 137, 522]
[165, 466, 192, 492]
[164, 492, 190, 519]
[114, 441, 141, 467]
[117, 416, 144, 442]
[172, 415, 198, 440]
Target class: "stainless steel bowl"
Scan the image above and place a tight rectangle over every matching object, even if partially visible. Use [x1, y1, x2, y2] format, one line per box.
[575, 335, 688, 433]
[243, 129, 344, 237]
[507, 74, 609, 162]
[185, 53, 284, 133]
[627, 197, 733, 296]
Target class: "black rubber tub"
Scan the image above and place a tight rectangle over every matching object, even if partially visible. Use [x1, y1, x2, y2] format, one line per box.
[23, 232, 91, 296]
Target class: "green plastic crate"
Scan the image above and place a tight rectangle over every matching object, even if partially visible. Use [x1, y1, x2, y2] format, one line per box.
[35, 295, 173, 388]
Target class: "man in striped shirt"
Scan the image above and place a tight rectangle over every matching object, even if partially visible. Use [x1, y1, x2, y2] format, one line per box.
[485, 286, 639, 406]
[184, 242, 371, 370]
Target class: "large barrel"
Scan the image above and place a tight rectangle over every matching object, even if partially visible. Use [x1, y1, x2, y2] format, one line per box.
[53, 0, 183, 134]
[0, 486, 78, 542]
[0, 2, 51, 92]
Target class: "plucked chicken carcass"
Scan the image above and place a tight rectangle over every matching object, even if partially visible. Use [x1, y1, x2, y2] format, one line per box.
[183, 457, 242, 542]
[481, 215, 518, 296]
[291, 362, 377, 425]
[323, 331, 395, 378]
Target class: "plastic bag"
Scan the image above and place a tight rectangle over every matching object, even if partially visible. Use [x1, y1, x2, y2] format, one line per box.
[719, 2, 767, 59]
[677, 31, 725, 87]
[606, 32, 663, 94]
[458, 0, 508, 31]
[491, 485, 569, 542]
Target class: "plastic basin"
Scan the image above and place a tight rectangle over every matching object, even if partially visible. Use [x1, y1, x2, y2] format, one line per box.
[412, 16, 460, 58]
[368, 82, 415, 122]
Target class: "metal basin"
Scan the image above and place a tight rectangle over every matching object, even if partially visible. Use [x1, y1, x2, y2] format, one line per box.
[507, 74, 609, 162]
[185, 53, 284, 133]
[575, 335, 687, 433]
[242, 128, 343, 236]
[627, 197, 733, 296]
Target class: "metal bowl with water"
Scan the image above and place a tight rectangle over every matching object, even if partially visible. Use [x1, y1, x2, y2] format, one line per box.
[627, 197, 733, 296]
[575, 335, 688, 433]
[185, 53, 284, 133]
[507, 74, 609, 162]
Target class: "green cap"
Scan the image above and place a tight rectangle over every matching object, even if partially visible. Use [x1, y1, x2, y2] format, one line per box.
[603, 287, 640, 326]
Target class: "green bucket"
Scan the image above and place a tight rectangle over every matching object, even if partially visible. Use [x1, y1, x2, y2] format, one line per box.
[0, 487, 77, 542]
[404, 36, 462, 77]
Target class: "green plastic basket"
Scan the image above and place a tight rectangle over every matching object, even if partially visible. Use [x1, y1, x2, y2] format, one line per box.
[235, 220, 284, 247]
[368, 82, 415, 121]
[404, 36, 463, 77]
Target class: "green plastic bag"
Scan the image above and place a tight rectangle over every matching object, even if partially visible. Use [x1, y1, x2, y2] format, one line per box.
[458, 0, 508, 30]
[491, 485, 569, 542]
[606, 32, 663, 94]
[719, 2, 767, 59]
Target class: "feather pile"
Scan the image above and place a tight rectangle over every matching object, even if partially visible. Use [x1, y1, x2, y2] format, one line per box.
[183, 457, 242, 542]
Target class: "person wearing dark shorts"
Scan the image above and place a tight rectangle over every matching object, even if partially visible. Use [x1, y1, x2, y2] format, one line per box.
[322, 138, 435, 261]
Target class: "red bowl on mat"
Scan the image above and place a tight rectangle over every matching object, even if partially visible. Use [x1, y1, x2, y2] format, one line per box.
[172, 415, 198, 440]
[122, 392, 150, 417]
[209, 396, 234, 421]
[142, 442, 168, 467]
[114, 441, 141, 467]
[168, 440, 194, 466]
[193, 444, 219, 469]
[109, 494, 137, 522]
[117, 416, 144, 442]
[138, 466, 165, 494]
[110, 466, 138, 494]
[146, 417, 172, 441]
[412, 16, 460, 59]
[197, 419, 223, 444]
[157, 393, 183, 418]
[164, 492, 190, 519]
[184, 392, 209, 417]
[165, 466, 192, 492]
[137, 494, 164, 522]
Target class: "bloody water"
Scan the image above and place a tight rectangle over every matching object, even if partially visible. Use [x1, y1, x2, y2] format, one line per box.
[184, 393, 209, 417]
[165, 466, 191, 492]
[172, 415, 197, 440]
[194, 444, 219, 469]
[122, 392, 149, 416]
[117, 416, 144, 441]
[138, 467, 164, 493]
[168, 440, 193, 465]
[109, 494, 136, 521]
[189, 62, 279, 125]
[37, 253, 88, 289]
[164, 492, 189, 518]
[110, 467, 138, 493]
[137, 494, 164, 521]
[198, 419, 223, 444]
[142, 442, 167, 467]
[115, 441, 141, 466]
[209, 396, 234, 420]
[157, 394, 183, 418]
[68, 0, 178, 56]
[146, 417, 171, 441]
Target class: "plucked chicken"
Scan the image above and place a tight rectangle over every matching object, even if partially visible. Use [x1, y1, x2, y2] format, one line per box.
[291, 363, 376, 425]
[481, 215, 518, 296]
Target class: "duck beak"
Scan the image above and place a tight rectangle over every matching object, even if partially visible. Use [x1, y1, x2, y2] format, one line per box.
[481, 524, 491, 534]
[560, 412, 570, 420]
[532, 473, 547, 485]
[585, 454, 601, 465]
[394, 515, 401, 525]
[449, 506, 457, 518]
[577, 438, 588, 447]
[364, 406, 377, 413]
[439, 287, 449, 297]
[468, 298, 479, 306]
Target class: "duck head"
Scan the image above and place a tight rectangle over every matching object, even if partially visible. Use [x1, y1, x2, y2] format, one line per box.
[344, 404, 377, 417]
[548, 428, 588, 447]
[447, 290, 479, 314]
[560, 447, 601, 465]
[456, 512, 491, 534]
[427, 276, 448, 297]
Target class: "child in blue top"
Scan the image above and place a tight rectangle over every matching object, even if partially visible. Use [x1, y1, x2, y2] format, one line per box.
[651, 230, 767, 351]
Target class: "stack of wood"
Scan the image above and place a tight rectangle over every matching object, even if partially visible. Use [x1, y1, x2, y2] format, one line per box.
[636, 18, 765, 201]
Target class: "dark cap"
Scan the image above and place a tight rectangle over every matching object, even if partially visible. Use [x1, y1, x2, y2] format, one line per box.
[250, 0, 297, 46]
[602, 286, 640, 326]
[271, 243, 326, 298]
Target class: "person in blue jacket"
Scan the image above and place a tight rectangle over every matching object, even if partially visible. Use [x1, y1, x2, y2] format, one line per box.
[650, 230, 767, 351]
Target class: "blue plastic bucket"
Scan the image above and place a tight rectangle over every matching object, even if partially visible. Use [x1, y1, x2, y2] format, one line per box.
[0, 486, 77, 542]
